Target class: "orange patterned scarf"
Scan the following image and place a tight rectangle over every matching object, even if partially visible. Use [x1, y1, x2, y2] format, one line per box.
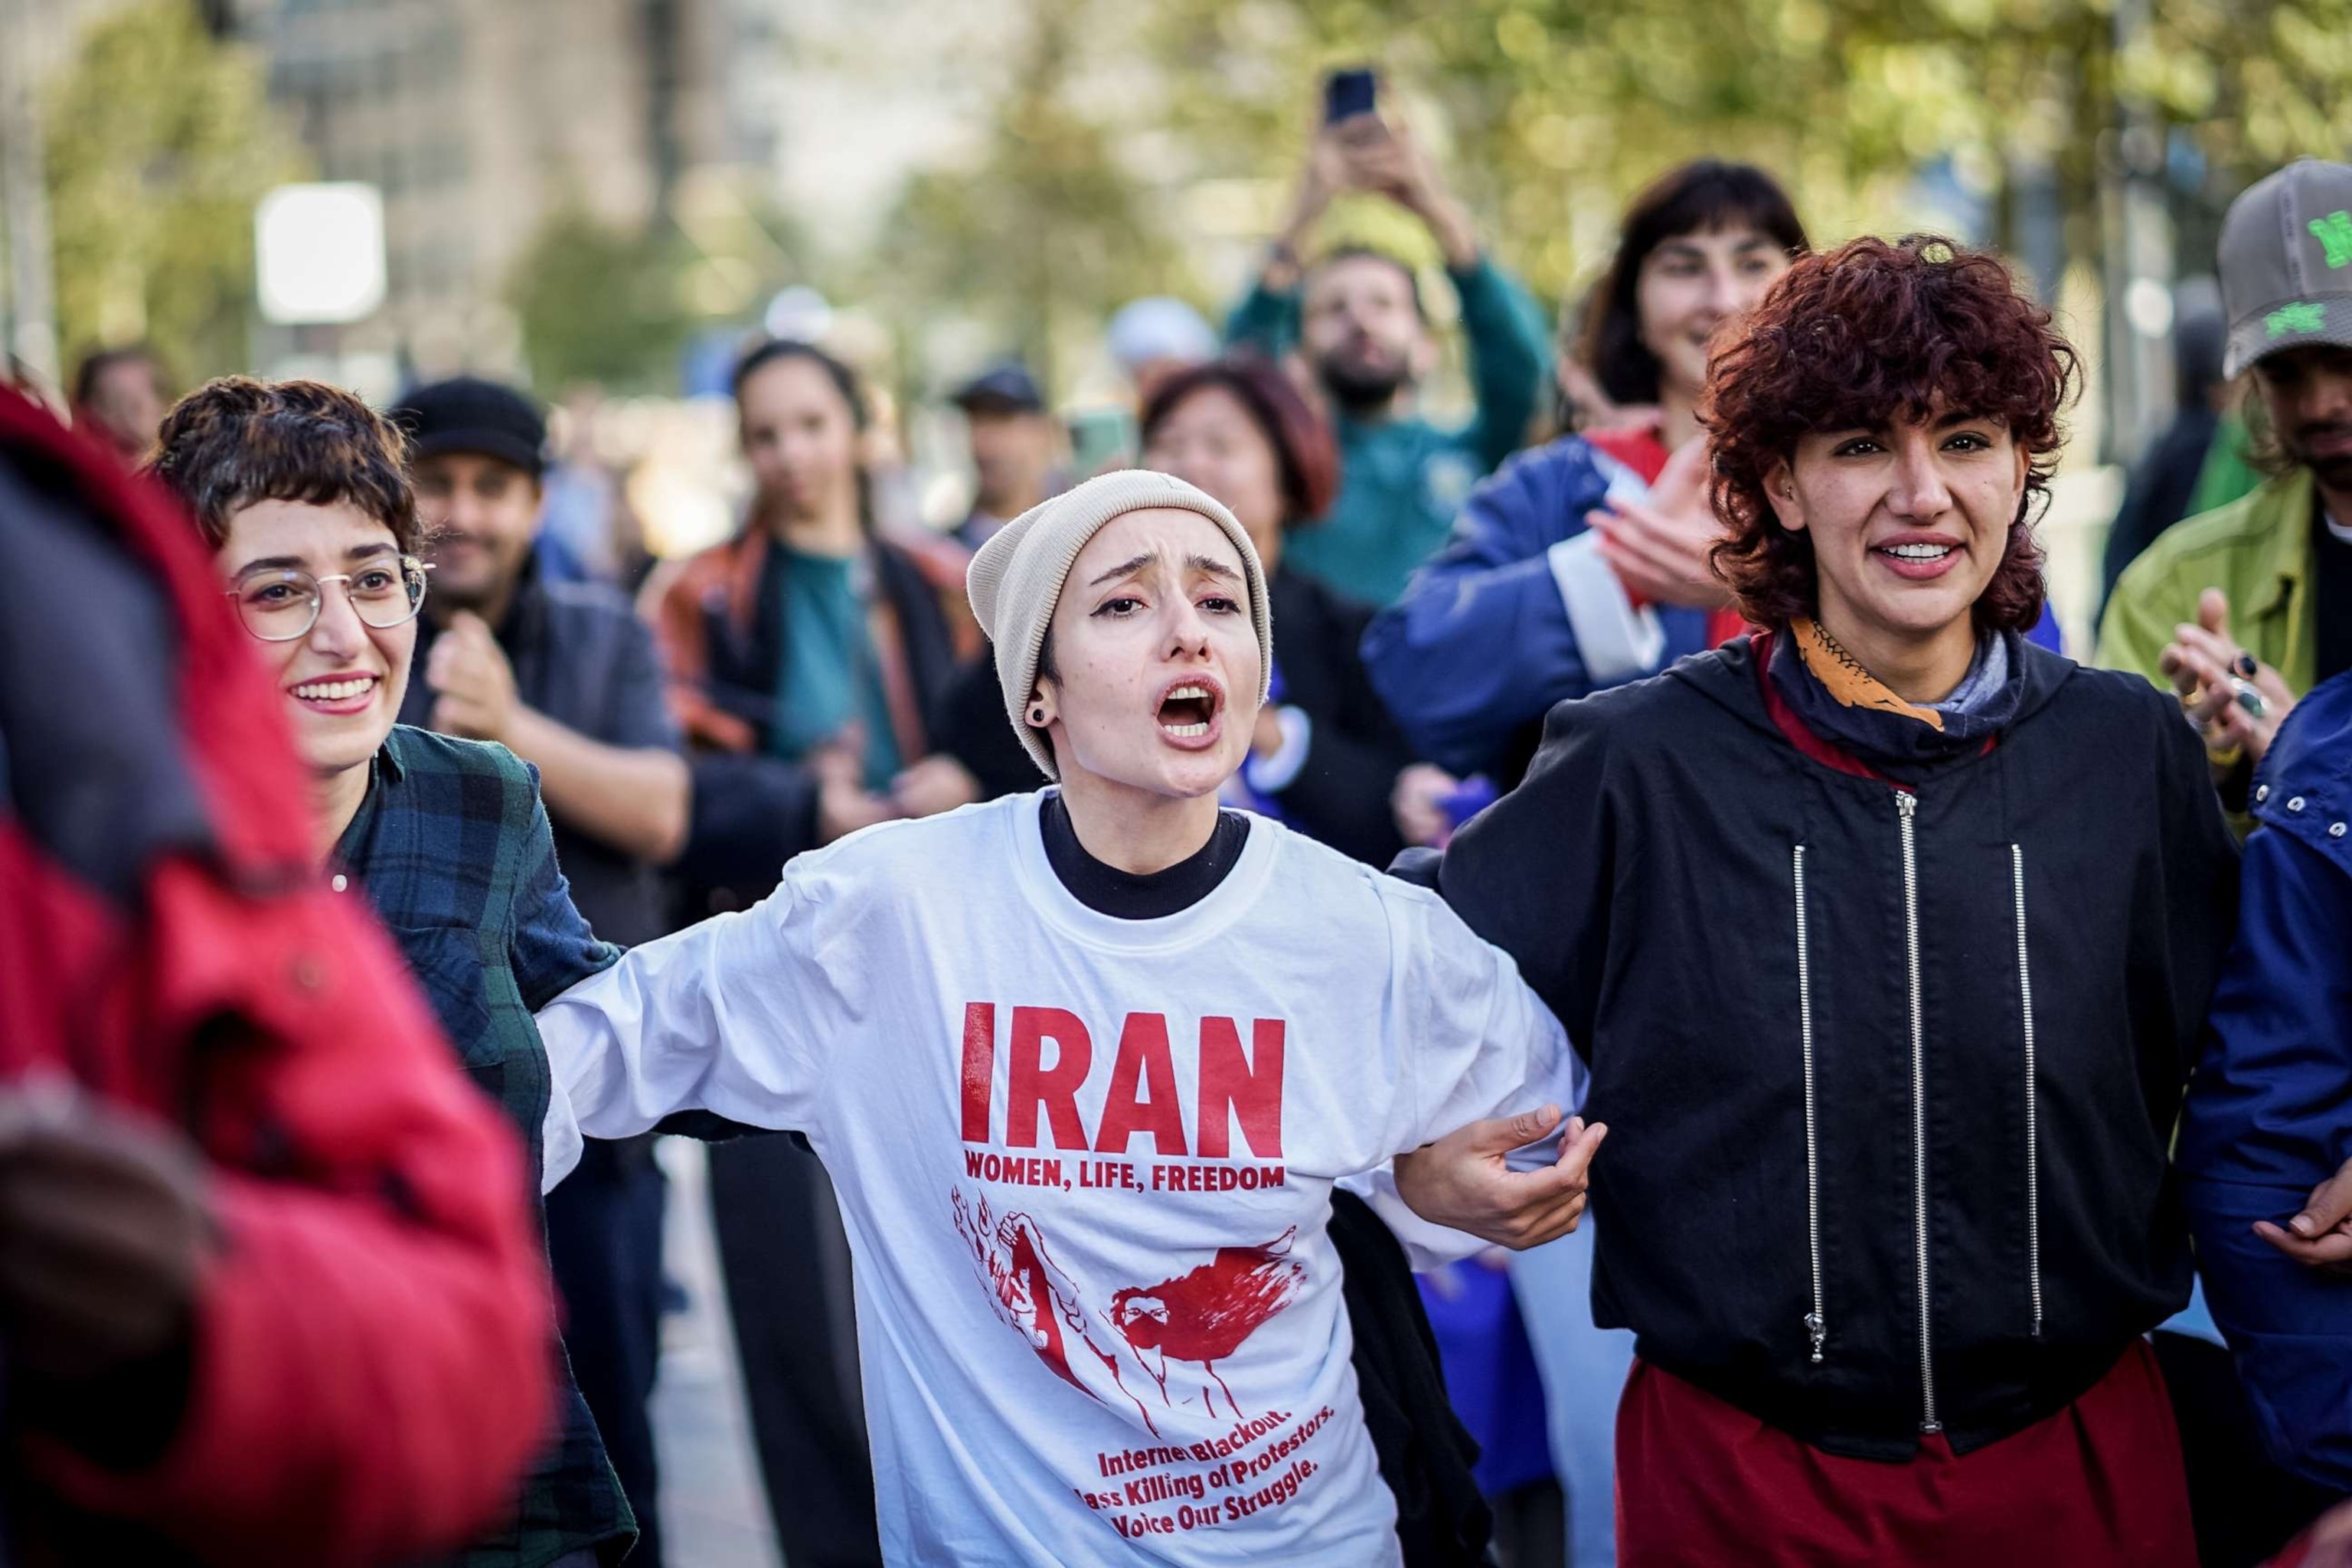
[1788, 617, 1945, 732]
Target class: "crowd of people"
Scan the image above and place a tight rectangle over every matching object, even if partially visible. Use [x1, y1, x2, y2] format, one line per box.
[4, 93, 2352, 1568]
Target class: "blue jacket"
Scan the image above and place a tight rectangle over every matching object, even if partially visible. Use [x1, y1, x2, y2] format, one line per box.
[2179, 668, 2352, 1491]
[1362, 436, 1714, 775]
[1363, 435, 2069, 776]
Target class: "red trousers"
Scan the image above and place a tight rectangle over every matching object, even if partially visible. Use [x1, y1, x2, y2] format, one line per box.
[1615, 1341, 2198, 1568]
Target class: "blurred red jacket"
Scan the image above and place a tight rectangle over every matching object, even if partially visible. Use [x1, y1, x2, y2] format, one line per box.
[0, 386, 556, 1565]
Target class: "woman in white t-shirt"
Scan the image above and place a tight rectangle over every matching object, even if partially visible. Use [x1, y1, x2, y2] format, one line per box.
[535, 469, 1602, 1566]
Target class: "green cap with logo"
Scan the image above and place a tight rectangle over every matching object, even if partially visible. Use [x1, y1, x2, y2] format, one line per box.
[2220, 158, 2352, 378]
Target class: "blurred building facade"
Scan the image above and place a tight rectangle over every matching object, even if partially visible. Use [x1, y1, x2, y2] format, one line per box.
[219, 0, 782, 374]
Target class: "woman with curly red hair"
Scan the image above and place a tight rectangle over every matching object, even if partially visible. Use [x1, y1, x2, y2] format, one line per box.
[1423, 236, 2239, 1564]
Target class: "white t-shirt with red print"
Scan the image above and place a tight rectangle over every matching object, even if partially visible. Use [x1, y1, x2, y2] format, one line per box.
[536, 792, 1579, 1566]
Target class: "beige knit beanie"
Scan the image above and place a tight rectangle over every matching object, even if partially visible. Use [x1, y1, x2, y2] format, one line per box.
[966, 469, 1274, 781]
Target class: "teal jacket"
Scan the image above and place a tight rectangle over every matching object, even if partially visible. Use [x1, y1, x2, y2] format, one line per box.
[1227, 255, 1550, 605]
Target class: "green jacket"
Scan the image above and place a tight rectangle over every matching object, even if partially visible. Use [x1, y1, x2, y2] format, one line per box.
[1226, 254, 1550, 606]
[2099, 466, 2318, 697]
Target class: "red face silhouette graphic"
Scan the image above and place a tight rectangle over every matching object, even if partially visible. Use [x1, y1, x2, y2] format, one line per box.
[1111, 1227, 1303, 1417]
[952, 1189, 1304, 1427]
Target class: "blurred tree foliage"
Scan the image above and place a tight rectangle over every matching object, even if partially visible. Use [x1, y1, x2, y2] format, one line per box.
[871, 0, 1195, 389]
[44, 0, 302, 383]
[1144, 0, 2352, 306]
[511, 181, 813, 394]
[508, 205, 692, 394]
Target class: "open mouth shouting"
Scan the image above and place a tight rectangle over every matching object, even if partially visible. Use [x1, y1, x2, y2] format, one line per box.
[1870, 532, 1965, 581]
[289, 671, 382, 716]
[1155, 676, 1226, 749]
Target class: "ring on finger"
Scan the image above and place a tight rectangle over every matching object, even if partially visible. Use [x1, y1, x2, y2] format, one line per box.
[2232, 678, 2269, 721]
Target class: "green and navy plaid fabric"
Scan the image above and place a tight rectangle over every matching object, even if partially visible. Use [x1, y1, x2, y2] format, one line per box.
[335, 724, 636, 1568]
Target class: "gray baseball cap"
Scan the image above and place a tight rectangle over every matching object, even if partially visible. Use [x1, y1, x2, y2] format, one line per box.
[2219, 158, 2352, 378]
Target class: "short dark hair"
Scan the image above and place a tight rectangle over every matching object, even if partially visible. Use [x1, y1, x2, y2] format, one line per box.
[1578, 161, 1809, 406]
[731, 338, 869, 429]
[151, 377, 419, 553]
[1705, 235, 2076, 633]
[1138, 354, 1341, 523]
[1308, 246, 1427, 323]
[73, 344, 165, 409]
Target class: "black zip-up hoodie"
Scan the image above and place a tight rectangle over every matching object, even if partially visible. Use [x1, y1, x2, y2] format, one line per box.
[1436, 636, 2239, 1460]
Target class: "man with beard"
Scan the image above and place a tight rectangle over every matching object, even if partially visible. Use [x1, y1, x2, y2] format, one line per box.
[2103, 159, 2352, 790]
[1227, 109, 1548, 606]
[391, 375, 691, 1566]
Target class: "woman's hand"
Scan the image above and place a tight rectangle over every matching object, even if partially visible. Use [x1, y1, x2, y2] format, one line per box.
[1340, 116, 1478, 269]
[1556, 358, 1660, 436]
[1588, 437, 1733, 611]
[1392, 1106, 1607, 1250]
[1392, 763, 1460, 848]
[2160, 589, 2295, 772]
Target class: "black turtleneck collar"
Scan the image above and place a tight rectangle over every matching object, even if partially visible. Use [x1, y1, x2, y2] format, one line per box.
[1038, 794, 1250, 920]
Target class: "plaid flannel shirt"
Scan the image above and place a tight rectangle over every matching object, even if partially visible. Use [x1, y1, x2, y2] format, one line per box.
[335, 724, 636, 1568]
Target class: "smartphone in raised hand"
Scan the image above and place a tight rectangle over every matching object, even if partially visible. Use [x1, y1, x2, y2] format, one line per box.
[1323, 67, 1377, 126]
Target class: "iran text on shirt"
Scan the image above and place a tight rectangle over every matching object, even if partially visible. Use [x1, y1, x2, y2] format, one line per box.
[536, 793, 1583, 1564]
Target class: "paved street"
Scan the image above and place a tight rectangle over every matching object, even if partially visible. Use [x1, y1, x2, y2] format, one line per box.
[652, 1140, 785, 1568]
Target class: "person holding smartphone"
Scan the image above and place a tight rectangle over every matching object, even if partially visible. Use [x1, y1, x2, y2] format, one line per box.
[1225, 69, 1549, 608]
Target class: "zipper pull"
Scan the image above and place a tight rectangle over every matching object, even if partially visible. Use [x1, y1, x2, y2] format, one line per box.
[1896, 789, 1917, 818]
[1804, 1312, 1826, 1364]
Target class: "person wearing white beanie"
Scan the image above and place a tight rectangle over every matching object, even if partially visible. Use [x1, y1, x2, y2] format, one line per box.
[531, 468, 1603, 1566]
[968, 468, 1272, 775]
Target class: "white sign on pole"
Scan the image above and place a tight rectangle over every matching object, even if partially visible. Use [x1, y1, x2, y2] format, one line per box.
[255, 183, 387, 325]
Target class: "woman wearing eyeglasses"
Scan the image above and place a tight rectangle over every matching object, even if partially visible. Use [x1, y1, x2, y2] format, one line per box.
[153, 377, 638, 1568]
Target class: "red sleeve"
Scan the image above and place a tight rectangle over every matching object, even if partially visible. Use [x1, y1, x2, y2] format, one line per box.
[28, 861, 556, 1566]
